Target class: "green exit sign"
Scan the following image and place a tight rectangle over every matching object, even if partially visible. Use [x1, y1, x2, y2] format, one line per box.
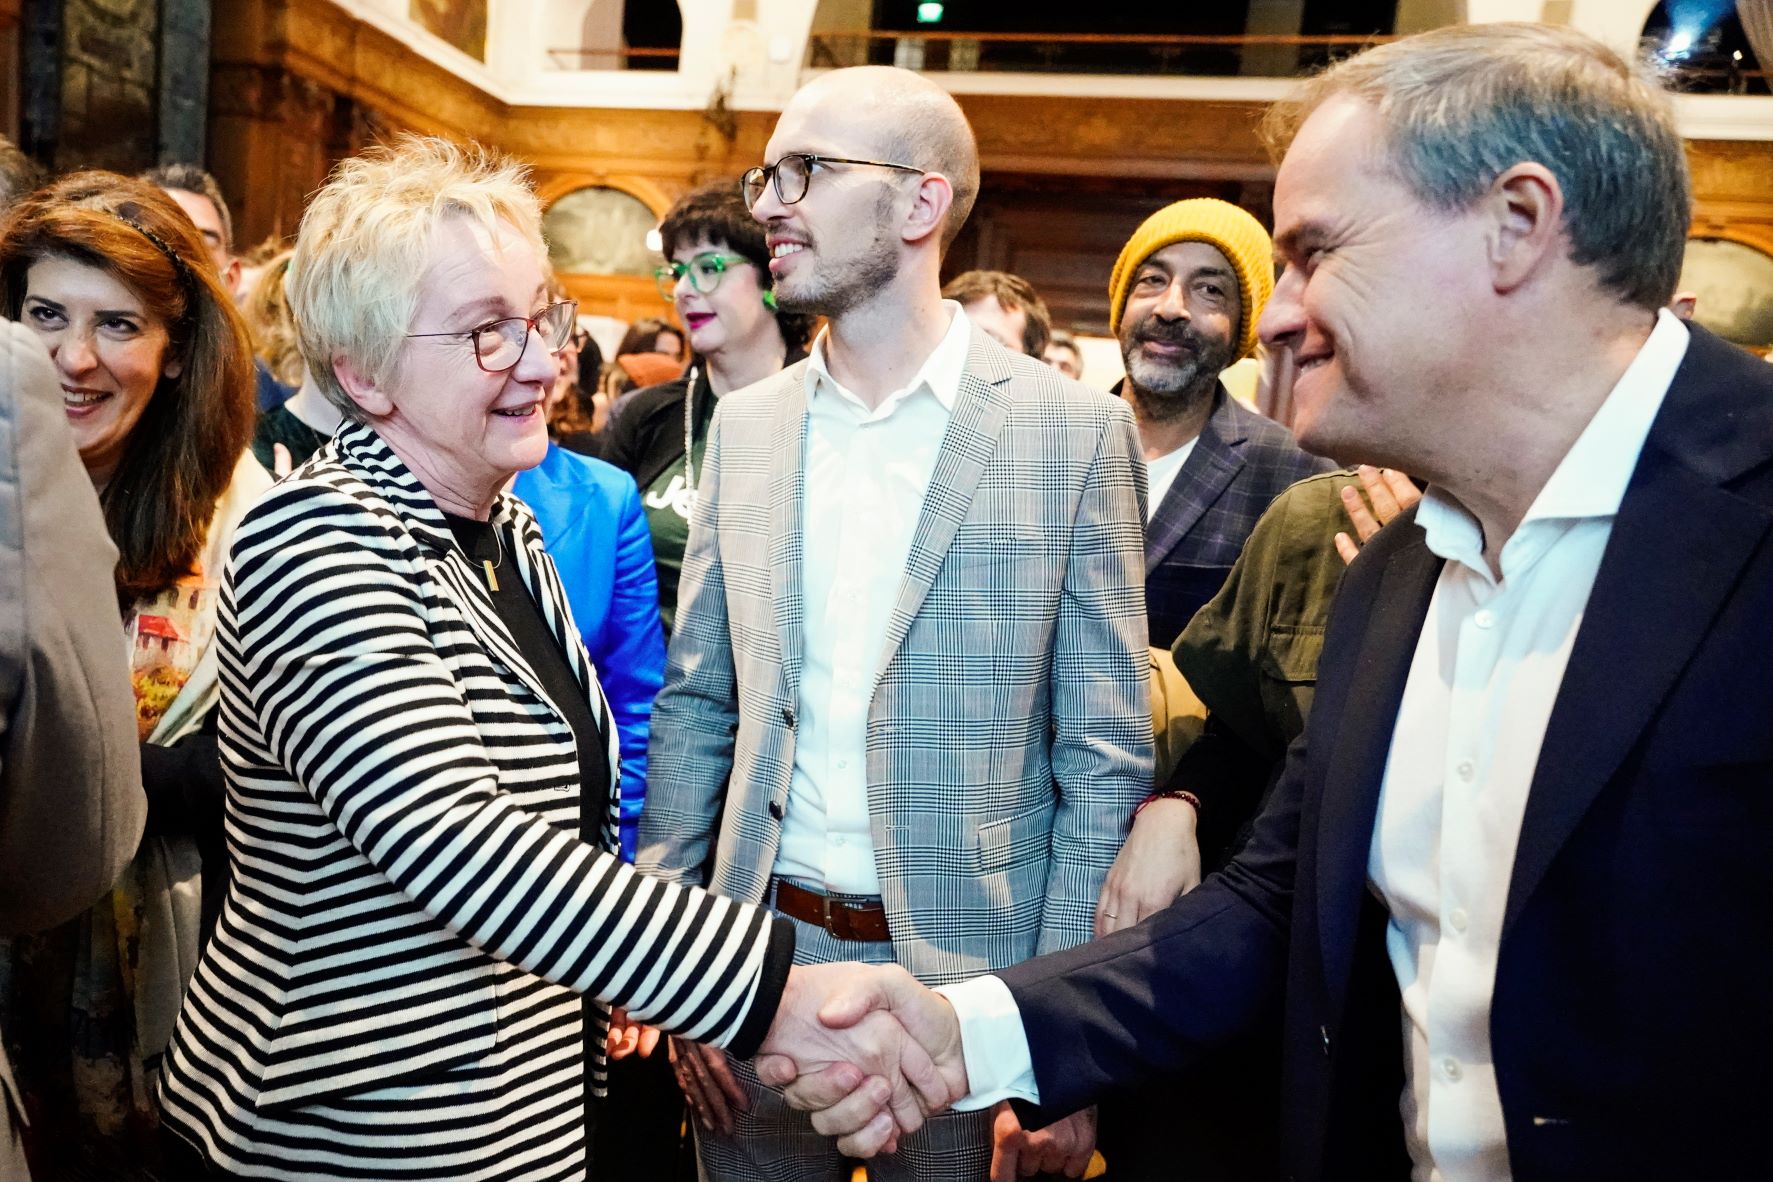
[916, 2, 944, 23]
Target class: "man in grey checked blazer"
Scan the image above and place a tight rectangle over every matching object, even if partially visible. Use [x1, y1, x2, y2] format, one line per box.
[638, 66, 1152, 1181]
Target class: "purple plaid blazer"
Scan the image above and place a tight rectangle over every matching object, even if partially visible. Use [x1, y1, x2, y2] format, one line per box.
[1142, 385, 1334, 648]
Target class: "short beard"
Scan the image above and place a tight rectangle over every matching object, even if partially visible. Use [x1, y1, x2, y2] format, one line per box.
[774, 193, 901, 319]
[1121, 326, 1235, 423]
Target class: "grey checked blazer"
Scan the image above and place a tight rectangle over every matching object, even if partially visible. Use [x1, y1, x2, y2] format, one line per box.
[640, 329, 1154, 985]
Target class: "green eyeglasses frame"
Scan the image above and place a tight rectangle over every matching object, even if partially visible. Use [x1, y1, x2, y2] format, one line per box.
[655, 251, 754, 299]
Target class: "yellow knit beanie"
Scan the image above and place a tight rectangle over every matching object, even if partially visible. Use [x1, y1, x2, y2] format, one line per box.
[1108, 198, 1275, 359]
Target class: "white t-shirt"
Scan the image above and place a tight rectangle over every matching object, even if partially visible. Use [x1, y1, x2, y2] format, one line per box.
[1143, 437, 1198, 521]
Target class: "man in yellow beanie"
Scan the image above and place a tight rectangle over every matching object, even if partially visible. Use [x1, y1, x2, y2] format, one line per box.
[1110, 196, 1331, 652]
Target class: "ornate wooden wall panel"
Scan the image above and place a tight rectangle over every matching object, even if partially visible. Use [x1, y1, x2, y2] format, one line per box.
[209, 0, 1773, 326]
[957, 95, 1275, 182]
[1689, 139, 1773, 256]
[56, 0, 160, 173]
[0, 0, 20, 139]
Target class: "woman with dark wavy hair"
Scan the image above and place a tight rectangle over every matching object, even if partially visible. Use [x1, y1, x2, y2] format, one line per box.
[601, 180, 815, 636]
[0, 169, 265, 1177]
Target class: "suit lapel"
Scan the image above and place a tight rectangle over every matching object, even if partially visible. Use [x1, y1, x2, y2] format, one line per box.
[432, 529, 559, 717]
[768, 373, 810, 700]
[870, 338, 1014, 692]
[1144, 389, 1246, 573]
[1317, 530, 1441, 998]
[339, 424, 563, 716]
[508, 509, 620, 775]
[1504, 440, 1772, 934]
[1500, 329, 1773, 934]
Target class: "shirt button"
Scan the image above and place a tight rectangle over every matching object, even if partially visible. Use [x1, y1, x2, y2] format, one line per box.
[832, 835, 847, 847]
[1456, 760, 1474, 782]
[836, 759, 849, 770]
[1442, 1057, 1463, 1082]
[1474, 609, 1496, 629]
[1448, 907, 1469, 934]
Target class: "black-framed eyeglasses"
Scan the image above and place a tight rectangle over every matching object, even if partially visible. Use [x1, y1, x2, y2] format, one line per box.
[741, 153, 925, 211]
[655, 251, 752, 299]
[405, 299, 579, 374]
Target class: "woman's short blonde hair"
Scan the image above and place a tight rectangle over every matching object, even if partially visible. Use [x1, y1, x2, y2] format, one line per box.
[288, 135, 546, 420]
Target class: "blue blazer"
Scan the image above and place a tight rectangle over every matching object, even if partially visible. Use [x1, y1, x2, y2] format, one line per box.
[514, 443, 666, 860]
[1001, 327, 1773, 1180]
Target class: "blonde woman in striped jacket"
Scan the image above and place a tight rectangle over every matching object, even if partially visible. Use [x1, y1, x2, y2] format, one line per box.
[155, 137, 945, 1181]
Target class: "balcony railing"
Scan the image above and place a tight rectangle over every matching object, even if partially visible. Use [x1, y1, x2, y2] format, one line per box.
[546, 46, 681, 71]
[805, 30, 1397, 79]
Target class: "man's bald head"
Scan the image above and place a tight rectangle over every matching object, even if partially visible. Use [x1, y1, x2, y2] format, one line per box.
[786, 67, 980, 250]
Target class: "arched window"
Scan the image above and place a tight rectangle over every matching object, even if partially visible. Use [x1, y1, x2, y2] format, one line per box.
[543, 186, 659, 276]
[546, 0, 683, 70]
[1680, 237, 1773, 349]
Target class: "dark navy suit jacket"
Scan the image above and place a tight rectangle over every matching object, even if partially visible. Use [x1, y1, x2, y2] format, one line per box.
[1003, 327, 1773, 1181]
[1142, 385, 1332, 649]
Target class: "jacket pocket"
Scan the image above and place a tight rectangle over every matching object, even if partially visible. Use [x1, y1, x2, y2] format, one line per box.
[255, 953, 499, 1110]
[1259, 622, 1324, 684]
[974, 801, 1055, 874]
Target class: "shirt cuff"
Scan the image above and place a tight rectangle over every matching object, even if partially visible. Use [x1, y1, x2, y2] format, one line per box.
[933, 975, 1040, 1111]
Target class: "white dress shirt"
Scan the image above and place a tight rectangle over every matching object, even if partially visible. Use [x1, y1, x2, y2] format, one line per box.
[1370, 309, 1687, 1181]
[771, 303, 969, 895]
[941, 311, 1693, 1145]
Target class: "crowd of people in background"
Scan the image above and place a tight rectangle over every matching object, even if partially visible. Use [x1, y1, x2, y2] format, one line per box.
[1, 18, 1769, 1182]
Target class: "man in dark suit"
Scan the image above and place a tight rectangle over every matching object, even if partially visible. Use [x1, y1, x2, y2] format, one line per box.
[757, 23, 1773, 1181]
[1110, 197, 1331, 650]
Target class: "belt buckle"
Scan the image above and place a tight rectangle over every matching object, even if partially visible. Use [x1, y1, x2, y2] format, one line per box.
[820, 892, 842, 939]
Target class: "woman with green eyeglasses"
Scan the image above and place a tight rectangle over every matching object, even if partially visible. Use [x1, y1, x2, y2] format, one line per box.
[601, 180, 814, 636]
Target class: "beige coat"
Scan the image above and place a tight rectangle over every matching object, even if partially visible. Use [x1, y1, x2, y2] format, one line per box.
[0, 319, 146, 1179]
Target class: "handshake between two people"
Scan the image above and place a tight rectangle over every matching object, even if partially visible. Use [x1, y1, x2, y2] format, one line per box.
[614, 960, 1100, 1177]
[752, 961, 969, 1157]
[607, 961, 965, 1156]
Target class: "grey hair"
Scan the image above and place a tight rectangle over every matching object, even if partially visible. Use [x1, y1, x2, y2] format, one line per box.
[287, 135, 544, 422]
[1261, 22, 1690, 311]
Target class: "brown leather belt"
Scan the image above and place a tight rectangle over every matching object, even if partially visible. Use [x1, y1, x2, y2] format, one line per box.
[771, 878, 892, 943]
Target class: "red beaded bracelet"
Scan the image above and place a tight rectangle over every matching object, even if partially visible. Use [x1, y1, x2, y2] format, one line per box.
[1134, 789, 1202, 819]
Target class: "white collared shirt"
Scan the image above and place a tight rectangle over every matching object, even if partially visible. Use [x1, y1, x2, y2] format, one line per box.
[939, 311, 1693, 1152]
[1370, 308, 1688, 1181]
[771, 302, 970, 895]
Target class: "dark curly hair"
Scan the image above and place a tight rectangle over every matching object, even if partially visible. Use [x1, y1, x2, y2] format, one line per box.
[659, 180, 814, 352]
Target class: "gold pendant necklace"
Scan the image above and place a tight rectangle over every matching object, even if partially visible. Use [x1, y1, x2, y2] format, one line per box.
[483, 527, 503, 592]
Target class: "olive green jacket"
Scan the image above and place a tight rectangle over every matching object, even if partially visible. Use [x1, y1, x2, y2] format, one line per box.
[1167, 469, 1360, 869]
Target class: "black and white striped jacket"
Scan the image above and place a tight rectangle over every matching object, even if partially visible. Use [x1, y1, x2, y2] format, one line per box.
[158, 422, 790, 1180]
